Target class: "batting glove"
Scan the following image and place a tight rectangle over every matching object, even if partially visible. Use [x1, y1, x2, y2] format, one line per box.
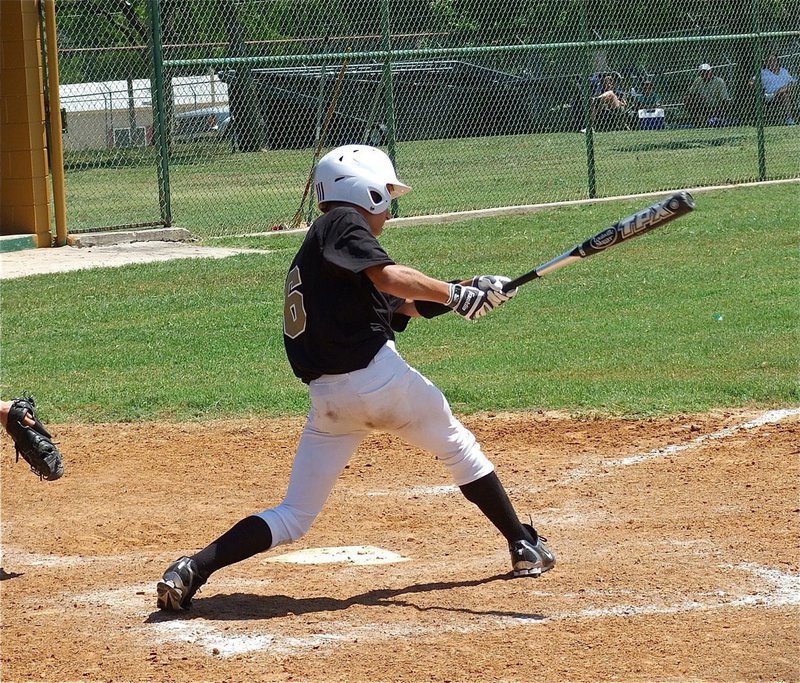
[471, 275, 518, 308]
[445, 283, 493, 321]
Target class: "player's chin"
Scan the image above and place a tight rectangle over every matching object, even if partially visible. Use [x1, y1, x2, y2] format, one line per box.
[368, 218, 386, 237]
[366, 209, 390, 237]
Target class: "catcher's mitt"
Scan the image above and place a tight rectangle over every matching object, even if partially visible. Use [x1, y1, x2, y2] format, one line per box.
[6, 396, 64, 481]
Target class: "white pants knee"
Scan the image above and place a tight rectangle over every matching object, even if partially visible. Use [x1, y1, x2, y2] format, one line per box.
[257, 341, 494, 548]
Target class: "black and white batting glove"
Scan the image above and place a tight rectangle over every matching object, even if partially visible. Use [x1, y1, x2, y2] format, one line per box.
[470, 275, 518, 307]
[445, 283, 493, 321]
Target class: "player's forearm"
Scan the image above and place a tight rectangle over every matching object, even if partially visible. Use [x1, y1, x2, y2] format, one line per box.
[394, 300, 422, 317]
[365, 264, 451, 303]
[0, 401, 11, 429]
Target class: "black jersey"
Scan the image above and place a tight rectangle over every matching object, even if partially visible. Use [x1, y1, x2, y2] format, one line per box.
[283, 206, 408, 383]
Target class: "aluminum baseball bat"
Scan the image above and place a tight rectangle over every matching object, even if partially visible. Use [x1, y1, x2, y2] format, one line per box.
[502, 191, 696, 292]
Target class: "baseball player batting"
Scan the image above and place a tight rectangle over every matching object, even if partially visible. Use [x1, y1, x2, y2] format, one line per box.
[156, 145, 554, 611]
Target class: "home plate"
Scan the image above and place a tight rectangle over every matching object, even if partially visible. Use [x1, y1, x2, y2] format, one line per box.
[264, 546, 409, 566]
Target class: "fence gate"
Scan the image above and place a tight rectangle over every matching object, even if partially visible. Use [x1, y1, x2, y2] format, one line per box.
[54, 0, 166, 233]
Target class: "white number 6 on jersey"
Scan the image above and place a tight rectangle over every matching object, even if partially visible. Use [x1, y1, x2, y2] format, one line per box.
[283, 265, 307, 339]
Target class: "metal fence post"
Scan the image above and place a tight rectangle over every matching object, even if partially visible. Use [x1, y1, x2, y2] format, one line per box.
[381, 0, 399, 215]
[580, 0, 597, 198]
[148, 0, 172, 226]
[42, 0, 68, 246]
[751, 0, 767, 180]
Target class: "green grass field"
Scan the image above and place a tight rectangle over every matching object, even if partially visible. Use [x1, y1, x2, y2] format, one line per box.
[2, 183, 797, 423]
[64, 126, 800, 237]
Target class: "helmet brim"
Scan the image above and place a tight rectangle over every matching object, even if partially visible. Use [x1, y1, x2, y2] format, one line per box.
[388, 182, 412, 199]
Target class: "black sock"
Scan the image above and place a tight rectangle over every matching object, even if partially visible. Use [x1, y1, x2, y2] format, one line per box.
[191, 515, 273, 579]
[459, 471, 532, 543]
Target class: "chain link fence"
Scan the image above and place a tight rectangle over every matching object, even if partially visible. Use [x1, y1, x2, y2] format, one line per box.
[53, 0, 799, 237]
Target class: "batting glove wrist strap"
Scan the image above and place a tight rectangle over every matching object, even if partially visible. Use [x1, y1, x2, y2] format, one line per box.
[415, 299, 452, 318]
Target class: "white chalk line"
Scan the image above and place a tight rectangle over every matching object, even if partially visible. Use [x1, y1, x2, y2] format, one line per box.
[140, 562, 799, 657]
[0, 548, 148, 568]
[560, 406, 800, 485]
[365, 407, 800, 498]
[611, 407, 800, 467]
[6, 542, 797, 658]
[0, 545, 408, 569]
[44, 564, 795, 657]
[367, 483, 458, 497]
[38, 548, 795, 658]
[55, 562, 799, 657]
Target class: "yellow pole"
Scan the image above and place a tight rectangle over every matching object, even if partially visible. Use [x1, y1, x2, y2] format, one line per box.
[43, 0, 68, 246]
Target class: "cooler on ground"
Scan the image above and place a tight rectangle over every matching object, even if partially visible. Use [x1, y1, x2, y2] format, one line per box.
[638, 108, 665, 130]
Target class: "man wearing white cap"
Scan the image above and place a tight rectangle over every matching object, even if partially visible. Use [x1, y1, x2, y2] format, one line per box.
[684, 63, 731, 126]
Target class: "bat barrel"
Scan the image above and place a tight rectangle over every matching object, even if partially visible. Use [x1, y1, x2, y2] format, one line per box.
[577, 191, 694, 258]
[502, 191, 695, 292]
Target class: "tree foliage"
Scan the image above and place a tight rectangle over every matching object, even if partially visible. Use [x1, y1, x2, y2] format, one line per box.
[56, 0, 798, 83]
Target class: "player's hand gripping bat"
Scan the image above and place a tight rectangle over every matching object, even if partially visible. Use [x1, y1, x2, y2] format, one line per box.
[502, 192, 695, 292]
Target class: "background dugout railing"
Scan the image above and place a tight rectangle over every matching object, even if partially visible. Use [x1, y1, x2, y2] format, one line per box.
[52, 0, 799, 237]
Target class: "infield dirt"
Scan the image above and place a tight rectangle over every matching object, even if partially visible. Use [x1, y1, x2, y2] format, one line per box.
[1, 409, 798, 682]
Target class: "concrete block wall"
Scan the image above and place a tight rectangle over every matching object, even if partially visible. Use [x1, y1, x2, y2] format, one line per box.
[1, 0, 52, 246]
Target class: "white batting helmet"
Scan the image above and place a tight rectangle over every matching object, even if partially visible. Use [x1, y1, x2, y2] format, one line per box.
[313, 145, 411, 215]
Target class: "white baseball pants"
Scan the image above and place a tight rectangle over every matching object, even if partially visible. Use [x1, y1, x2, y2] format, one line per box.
[257, 341, 494, 547]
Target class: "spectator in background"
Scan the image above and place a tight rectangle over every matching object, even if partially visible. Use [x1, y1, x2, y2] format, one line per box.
[684, 63, 732, 127]
[591, 73, 630, 130]
[589, 51, 610, 96]
[753, 52, 798, 125]
[636, 80, 663, 108]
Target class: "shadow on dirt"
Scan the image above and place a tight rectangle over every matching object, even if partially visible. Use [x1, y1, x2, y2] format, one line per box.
[0, 567, 24, 581]
[144, 573, 547, 622]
